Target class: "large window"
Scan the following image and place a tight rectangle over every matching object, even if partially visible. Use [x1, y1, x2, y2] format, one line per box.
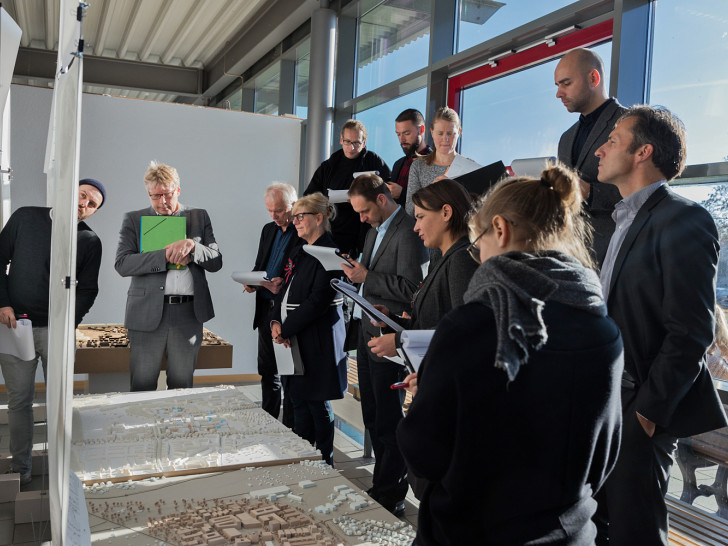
[355, 88, 428, 169]
[457, 0, 573, 52]
[650, 0, 728, 165]
[458, 41, 611, 167]
[356, 0, 431, 96]
[295, 39, 310, 119]
[251, 62, 281, 116]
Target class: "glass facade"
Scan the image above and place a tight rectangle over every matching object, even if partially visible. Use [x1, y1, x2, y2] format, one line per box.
[457, 0, 573, 52]
[354, 87, 428, 168]
[356, 0, 431, 96]
[295, 39, 310, 119]
[459, 41, 612, 167]
[650, 0, 728, 164]
[253, 61, 281, 116]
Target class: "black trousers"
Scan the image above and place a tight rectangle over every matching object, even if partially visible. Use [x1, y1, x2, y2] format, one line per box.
[291, 397, 335, 466]
[357, 331, 408, 506]
[595, 388, 677, 546]
[257, 302, 293, 426]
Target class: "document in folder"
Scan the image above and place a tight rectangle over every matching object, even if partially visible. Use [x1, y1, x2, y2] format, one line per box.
[0, 318, 35, 361]
[330, 279, 402, 332]
[140, 216, 187, 269]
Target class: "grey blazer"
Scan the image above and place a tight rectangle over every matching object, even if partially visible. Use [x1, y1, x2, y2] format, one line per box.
[115, 205, 222, 331]
[558, 98, 626, 267]
[360, 207, 428, 341]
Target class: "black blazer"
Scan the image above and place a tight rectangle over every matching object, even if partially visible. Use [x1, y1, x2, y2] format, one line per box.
[606, 185, 727, 437]
[558, 99, 626, 267]
[394, 236, 477, 337]
[251, 221, 301, 330]
[274, 233, 347, 402]
[398, 300, 624, 545]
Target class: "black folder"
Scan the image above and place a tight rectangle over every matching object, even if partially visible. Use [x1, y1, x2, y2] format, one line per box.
[453, 160, 508, 197]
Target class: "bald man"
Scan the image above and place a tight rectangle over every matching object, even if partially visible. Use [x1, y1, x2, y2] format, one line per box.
[555, 48, 625, 268]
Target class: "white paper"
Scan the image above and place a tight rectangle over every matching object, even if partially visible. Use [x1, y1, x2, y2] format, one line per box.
[65, 471, 91, 545]
[445, 154, 482, 178]
[273, 342, 295, 375]
[331, 279, 402, 332]
[0, 318, 35, 360]
[303, 245, 354, 271]
[353, 170, 379, 178]
[327, 189, 350, 204]
[399, 330, 435, 372]
[231, 271, 269, 286]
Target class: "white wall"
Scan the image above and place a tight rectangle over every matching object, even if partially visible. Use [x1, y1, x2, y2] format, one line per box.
[10, 84, 302, 376]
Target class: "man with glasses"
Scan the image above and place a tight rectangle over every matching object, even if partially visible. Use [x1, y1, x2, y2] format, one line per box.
[305, 119, 390, 258]
[0, 178, 106, 486]
[115, 161, 222, 391]
[243, 183, 300, 425]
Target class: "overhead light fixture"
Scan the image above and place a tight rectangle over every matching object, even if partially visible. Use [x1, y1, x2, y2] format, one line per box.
[460, 0, 505, 25]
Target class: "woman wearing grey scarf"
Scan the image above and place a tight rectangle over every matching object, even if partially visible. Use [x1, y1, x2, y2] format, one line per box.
[398, 165, 624, 545]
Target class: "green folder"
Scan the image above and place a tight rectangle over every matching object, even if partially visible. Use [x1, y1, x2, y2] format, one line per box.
[140, 216, 187, 270]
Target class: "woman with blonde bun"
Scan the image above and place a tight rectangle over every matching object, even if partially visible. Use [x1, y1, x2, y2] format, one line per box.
[398, 164, 624, 545]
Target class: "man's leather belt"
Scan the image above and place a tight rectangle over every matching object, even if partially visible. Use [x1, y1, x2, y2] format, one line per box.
[165, 295, 193, 304]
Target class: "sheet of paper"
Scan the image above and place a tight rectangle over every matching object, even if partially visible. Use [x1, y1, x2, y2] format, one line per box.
[0, 318, 34, 360]
[353, 170, 379, 178]
[330, 279, 402, 332]
[399, 329, 435, 372]
[328, 189, 350, 204]
[231, 271, 269, 286]
[66, 471, 91, 545]
[273, 342, 295, 375]
[303, 245, 354, 271]
[445, 154, 482, 179]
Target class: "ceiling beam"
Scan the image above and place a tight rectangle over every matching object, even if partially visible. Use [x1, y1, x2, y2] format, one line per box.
[14, 47, 203, 96]
[118, 0, 142, 59]
[200, 0, 318, 102]
[94, 0, 118, 56]
[160, 0, 208, 65]
[139, 0, 174, 62]
[13, 0, 32, 48]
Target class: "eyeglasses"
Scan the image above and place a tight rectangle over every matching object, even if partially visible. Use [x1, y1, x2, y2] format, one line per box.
[149, 191, 176, 201]
[342, 139, 364, 149]
[467, 217, 517, 264]
[292, 212, 317, 223]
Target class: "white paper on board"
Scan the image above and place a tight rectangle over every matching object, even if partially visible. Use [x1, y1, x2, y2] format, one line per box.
[445, 155, 482, 178]
[327, 189, 350, 204]
[0, 318, 34, 360]
[399, 330, 435, 372]
[66, 471, 91, 545]
[231, 271, 269, 286]
[303, 245, 354, 271]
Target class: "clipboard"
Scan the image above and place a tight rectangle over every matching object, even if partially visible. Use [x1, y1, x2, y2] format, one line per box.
[140, 216, 187, 270]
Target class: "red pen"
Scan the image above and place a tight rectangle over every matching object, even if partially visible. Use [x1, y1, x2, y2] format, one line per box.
[390, 381, 409, 390]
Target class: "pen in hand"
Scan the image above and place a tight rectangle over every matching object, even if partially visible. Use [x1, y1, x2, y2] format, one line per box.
[390, 381, 409, 390]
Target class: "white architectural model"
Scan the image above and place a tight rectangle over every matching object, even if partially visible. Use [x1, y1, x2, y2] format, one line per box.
[72, 386, 319, 481]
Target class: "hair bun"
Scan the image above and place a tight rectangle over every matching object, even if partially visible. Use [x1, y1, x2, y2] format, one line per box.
[541, 163, 581, 212]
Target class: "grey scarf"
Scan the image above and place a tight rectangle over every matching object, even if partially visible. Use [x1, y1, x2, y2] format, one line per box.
[463, 250, 606, 382]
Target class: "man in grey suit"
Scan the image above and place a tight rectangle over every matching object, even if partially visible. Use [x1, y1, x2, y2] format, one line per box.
[115, 161, 222, 391]
[343, 174, 428, 516]
[555, 48, 625, 268]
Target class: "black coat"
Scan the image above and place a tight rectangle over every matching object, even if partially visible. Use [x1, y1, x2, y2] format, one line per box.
[605, 185, 727, 437]
[397, 301, 624, 545]
[252, 221, 301, 330]
[274, 232, 347, 402]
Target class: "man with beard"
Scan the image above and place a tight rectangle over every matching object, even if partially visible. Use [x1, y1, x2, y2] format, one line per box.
[387, 109, 432, 208]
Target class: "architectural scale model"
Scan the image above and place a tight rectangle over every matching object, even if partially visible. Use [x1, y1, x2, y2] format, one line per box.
[76, 325, 229, 349]
[72, 386, 319, 481]
[85, 461, 415, 545]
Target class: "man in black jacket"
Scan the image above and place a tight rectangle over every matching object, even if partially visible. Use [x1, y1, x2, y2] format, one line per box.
[244, 183, 300, 424]
[595, 105, 727, 544]
[555, 48, 625, 268]
[305, 120, 390, 258]
[387, 108, 432, 207]
[0, 179, 106, 485]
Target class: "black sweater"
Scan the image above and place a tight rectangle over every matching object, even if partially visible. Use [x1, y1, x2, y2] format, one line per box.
[0, 207, 102, 327]
[304, 148, 390, 257]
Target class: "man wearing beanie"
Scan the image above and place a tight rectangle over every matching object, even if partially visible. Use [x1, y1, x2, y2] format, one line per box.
[0, 179, 105, 485]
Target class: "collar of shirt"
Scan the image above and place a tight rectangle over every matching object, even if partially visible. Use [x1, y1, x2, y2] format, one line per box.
[613, 179, 666, 218]
[376, 205, 400, 236]
[579, 97, 614, 127]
